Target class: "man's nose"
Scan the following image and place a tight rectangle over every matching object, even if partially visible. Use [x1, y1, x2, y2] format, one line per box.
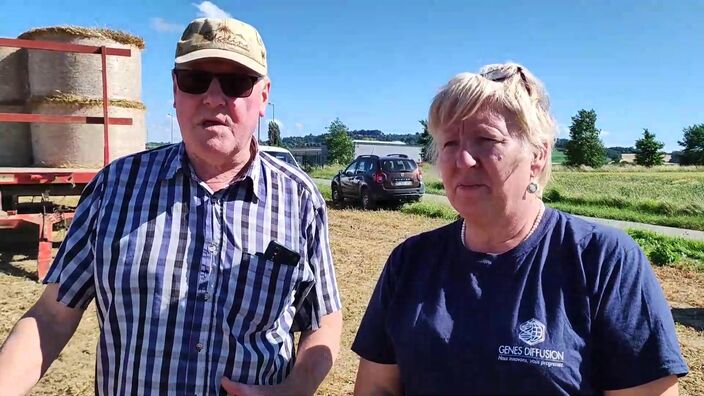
[202, 77, 228, 107]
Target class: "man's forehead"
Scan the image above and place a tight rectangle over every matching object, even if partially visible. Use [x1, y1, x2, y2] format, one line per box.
[177, 58, 256, 74]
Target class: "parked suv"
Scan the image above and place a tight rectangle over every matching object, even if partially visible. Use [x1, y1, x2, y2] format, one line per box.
[331, 154, 424, 209]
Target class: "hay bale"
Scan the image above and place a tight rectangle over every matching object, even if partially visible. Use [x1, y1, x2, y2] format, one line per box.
[0, 105, 32, 166]
[30, 100, 146, 168]
[0, 47, 28, 104]
[21, 26, 143, 101]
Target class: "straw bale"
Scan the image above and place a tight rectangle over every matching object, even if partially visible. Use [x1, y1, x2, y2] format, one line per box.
[18, 26, 145, 49]
[0, 104, 32, 166]
[30, 101, 146, 168]
[21, 26, 143, 101]
[0, 47, 28, 103]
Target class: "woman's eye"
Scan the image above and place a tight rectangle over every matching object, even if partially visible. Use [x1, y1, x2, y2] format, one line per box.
[443, 140, 458, 148]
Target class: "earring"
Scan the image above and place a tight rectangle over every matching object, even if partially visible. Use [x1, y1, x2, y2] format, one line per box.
[527, 181, 539, 194]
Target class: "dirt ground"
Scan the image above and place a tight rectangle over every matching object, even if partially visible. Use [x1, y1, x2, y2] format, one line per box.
[1, 209, 702, 395]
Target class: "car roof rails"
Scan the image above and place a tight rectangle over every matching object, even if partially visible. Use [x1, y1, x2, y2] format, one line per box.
[385, 154, 409, 158]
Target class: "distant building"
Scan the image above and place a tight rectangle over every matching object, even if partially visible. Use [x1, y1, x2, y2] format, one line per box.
[620, 153, 673, 164]
[353, 140, 422, 162]
[289, 146, 327, 167]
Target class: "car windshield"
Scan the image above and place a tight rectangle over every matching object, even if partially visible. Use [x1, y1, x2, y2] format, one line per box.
[264, 151, 297, 167]
[381, 159, 417, 172]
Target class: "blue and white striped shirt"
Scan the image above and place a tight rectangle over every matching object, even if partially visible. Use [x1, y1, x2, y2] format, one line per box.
[45, 143, 342, 395]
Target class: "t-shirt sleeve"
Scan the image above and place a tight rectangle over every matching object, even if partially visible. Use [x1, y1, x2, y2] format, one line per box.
[42, 170, 105, 309]
[351, 244, 402, 365]
[591, 243, 689, 390]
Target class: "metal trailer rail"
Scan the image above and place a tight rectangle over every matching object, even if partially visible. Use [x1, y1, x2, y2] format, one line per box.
[0, 37, 133, 280]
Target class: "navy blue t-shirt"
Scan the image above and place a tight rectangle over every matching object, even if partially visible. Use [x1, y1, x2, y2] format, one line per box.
[352, 208, 688, 395]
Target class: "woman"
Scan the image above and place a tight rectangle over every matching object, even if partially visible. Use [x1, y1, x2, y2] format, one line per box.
[351, 63, 688, 395]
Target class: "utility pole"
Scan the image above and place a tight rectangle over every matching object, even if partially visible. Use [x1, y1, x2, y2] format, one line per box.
[167, 114, 174, 143]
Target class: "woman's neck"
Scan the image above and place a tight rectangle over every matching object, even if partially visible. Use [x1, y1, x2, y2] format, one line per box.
[463, 199, 544, 254]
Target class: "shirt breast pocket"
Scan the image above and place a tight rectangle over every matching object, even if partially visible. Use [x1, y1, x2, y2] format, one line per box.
[234, 251, 299, 331]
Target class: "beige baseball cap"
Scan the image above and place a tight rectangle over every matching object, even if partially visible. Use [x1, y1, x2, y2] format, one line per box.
[175, 17, 267, 76]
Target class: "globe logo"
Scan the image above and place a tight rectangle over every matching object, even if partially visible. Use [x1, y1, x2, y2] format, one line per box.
[518, 318, 546, 346]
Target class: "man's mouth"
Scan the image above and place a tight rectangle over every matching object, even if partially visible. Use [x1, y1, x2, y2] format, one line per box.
[201, 118, 227, 128]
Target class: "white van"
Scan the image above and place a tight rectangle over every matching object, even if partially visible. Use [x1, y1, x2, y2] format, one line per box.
[260, 145, 300, 169]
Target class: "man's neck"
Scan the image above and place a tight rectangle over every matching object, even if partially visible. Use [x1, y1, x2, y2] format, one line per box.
[186, 145, 255, 192]
[464, 199, 543, 254]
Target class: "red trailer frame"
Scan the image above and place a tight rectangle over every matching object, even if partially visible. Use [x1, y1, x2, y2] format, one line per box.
[0, 37, 133, 280]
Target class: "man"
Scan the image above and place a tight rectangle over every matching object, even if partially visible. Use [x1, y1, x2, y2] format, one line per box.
[0, 17, 342, 395]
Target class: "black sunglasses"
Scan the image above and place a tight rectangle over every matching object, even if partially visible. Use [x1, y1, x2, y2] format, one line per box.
[173, 69, 260, 98]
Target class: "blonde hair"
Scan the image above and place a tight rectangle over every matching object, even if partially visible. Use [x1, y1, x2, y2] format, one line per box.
[428, 62, 557, 190]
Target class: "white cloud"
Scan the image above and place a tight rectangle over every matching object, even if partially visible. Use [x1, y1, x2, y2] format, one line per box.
[150, 17, 182, 33]
[601, 130, 610, 137]
[295, 123, 304, 131]
[193, 1, 231, 19]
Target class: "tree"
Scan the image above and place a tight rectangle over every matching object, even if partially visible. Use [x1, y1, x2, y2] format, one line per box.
[324, 118, 354, 165]
[678, 124, 704, 165]
[267, 121, 282, 147]
[634, 129, 665, 167]
[564, 109, 607, 168]
[418, 119, 433, 162]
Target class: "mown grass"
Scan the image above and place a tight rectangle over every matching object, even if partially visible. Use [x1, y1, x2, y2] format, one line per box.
[400, 201, 458, 220]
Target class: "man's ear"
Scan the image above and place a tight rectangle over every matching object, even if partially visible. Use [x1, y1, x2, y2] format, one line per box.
[172, 74, 177, 108]
[259, 78, 271, 117]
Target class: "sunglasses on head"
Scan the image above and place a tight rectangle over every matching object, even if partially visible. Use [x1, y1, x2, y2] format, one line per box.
[173, 69, 261, 98]
[481, 65, 532, 96]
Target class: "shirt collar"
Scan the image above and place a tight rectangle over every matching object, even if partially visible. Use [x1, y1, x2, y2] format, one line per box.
[159, 141, 266, 202]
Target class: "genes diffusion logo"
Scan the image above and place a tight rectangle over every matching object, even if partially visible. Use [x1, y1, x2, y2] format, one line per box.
[518, 318, 546, 346]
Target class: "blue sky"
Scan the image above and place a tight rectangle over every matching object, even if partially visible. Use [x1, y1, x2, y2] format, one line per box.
[1, 0, 702, 151]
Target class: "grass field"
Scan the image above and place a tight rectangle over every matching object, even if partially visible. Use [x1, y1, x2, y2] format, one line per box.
[1, 208, 702, 395]
[306, 164, 345, 180]
[552, 149, 566, 164]
[546, 170, 704, 230]
[403, 164, 704, 231]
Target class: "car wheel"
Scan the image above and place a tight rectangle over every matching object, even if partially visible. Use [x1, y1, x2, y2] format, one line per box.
[360, 189, 376, 210]
[331, 184, 343, 204]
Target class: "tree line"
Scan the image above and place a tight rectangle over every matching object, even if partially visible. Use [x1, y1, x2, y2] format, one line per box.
[564, 109, 703, 167]
[147, 111, 702, 167]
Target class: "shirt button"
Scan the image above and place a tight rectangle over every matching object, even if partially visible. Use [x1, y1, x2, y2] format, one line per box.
[196, 343, 203, 352]
[208, 244, 217, 253]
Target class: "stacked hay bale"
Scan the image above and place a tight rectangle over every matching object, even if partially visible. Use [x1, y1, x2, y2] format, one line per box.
[0, 46, 32, 166]
[19, 26, 146, 168]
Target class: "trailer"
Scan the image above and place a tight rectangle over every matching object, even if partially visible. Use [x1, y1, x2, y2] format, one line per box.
[0, 37, 133, 280]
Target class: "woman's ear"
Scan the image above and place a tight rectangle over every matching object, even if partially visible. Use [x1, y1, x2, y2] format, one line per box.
[531, 141, 549, 176]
